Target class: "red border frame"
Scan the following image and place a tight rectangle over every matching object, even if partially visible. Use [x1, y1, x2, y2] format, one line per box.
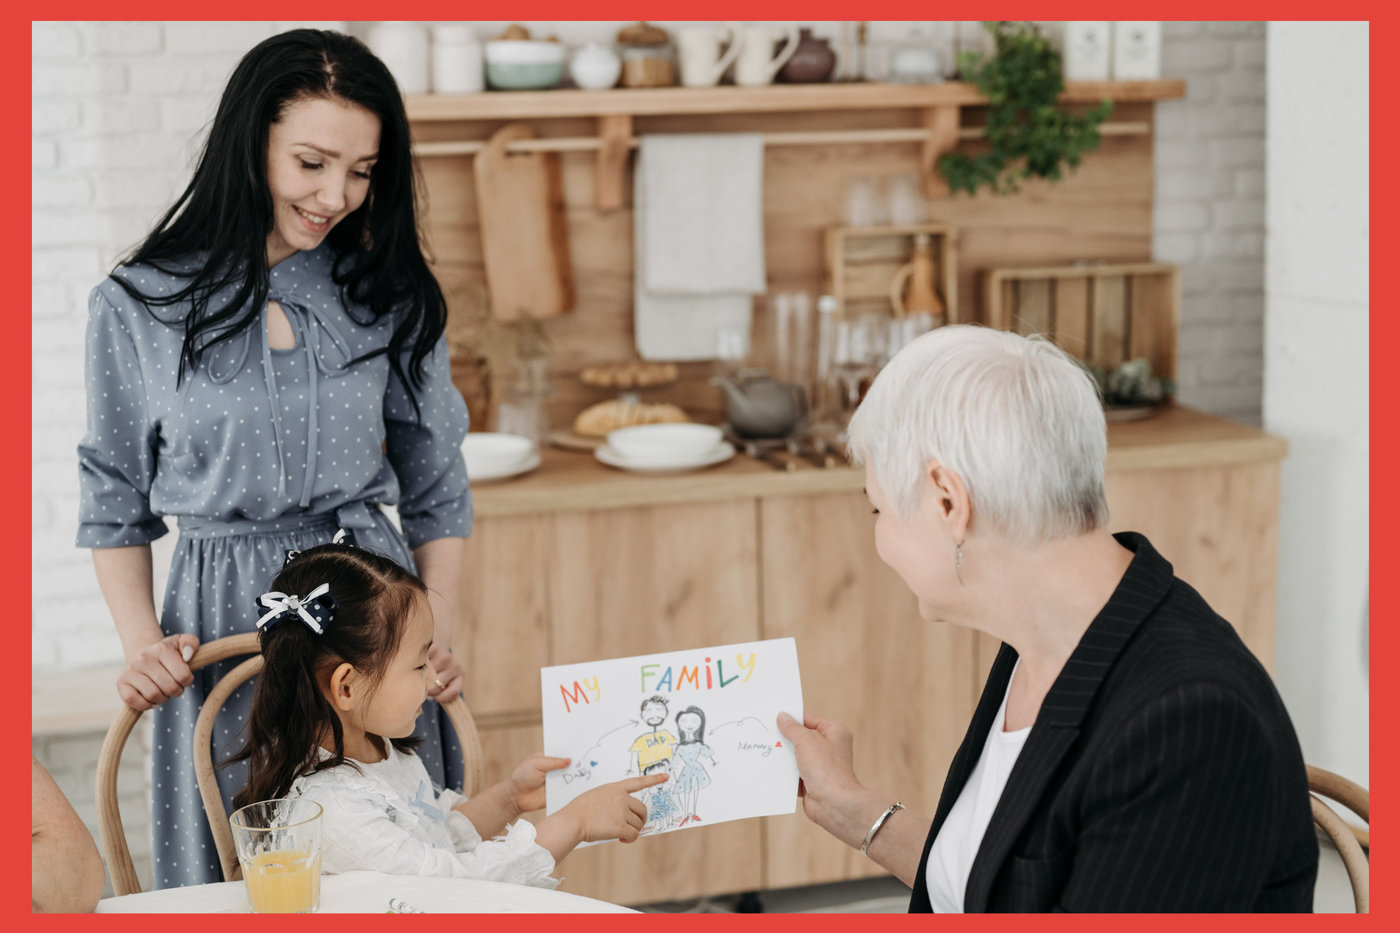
[17, 2, 1383, 929]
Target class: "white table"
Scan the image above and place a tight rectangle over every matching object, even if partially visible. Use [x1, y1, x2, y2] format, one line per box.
[96, 871, 635, 913]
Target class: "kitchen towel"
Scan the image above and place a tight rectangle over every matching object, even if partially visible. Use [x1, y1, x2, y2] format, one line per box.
[634, 133, 767, 361]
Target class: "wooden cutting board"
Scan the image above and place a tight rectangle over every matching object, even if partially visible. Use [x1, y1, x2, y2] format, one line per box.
[474, 123, 576, 321]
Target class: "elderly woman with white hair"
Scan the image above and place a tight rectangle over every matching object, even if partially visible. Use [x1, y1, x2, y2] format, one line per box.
[778, 326, 1318, 912]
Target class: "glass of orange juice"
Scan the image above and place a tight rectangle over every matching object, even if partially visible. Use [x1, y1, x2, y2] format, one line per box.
[229, 799, 323, 913]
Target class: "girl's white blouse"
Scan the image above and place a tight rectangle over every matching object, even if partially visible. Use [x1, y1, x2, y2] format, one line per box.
[291, 741, 558, 888]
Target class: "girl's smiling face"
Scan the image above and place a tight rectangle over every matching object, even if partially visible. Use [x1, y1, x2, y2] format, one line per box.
[356, 595, 436, 740]
[677, 712, 702, 738]
[264, 96, 380, 266]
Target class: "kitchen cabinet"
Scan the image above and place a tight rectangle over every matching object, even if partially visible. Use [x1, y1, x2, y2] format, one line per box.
[452, 405, 1286, 905]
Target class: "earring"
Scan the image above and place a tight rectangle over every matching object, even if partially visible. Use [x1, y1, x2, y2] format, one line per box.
[954, 539, 965, 586]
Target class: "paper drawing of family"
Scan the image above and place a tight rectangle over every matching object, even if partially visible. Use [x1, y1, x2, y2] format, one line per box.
[626, 696, 716, 832]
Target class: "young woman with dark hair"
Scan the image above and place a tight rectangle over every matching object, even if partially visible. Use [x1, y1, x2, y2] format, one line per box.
[76, 29, 473, 888]
[229, 545, 663, 885]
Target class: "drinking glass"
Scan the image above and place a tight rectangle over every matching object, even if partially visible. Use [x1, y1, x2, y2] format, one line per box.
[495, 355, 552, 443]
[230, 799, 323, 913]
[842, 175, 887, 227]
[833, 313, 887, 420]
[768, 292, 814, 391]
[887, 173, 929, 226]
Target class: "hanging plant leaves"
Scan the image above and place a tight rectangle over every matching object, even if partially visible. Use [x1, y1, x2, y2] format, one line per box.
[939, 22, 1113, 196]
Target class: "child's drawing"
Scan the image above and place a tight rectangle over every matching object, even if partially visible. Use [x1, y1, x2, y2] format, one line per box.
[541, 638, 803, 841]
[627, 696, 677, 775]
[640, 759, 679, 832]
[670, 706, 716, 826]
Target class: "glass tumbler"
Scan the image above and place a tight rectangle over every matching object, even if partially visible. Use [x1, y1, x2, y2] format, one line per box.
[842, 175, 887, 227]
[230, 799, 323, 913]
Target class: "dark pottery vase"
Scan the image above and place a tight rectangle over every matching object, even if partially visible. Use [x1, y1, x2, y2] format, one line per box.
[779, 28, 836, 83]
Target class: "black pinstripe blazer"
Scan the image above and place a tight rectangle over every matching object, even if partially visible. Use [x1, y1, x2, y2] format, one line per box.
[909, 532, 1318, 912]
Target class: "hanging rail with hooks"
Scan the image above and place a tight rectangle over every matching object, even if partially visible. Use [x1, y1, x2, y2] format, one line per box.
[406, 81, 1184, 210]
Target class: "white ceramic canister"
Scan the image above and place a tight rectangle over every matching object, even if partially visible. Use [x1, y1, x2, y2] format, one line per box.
[570, 41, 622, 90]
[1111, 21, 1161, 80]
[1063, 21, 1112, 81]
[367, 22, 430, 95]
[431, 24, 484, 93]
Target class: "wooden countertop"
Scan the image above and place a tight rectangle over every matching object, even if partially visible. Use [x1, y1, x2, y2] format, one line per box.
[471, 406, 1286, 518]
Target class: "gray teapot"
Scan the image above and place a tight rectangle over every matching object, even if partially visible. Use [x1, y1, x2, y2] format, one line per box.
[712, 369, 809, 438]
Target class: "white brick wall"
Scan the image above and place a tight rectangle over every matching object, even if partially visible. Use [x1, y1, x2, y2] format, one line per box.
[33, 21, 1267, 675]
[1154, 21, 1267, 425]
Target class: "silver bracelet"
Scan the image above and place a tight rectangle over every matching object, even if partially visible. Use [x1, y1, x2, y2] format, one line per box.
[860, 802, 905, 857]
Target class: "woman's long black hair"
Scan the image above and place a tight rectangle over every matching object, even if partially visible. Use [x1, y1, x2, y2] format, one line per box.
[115, 28, 445, 403]
[227, 544, 426, 809]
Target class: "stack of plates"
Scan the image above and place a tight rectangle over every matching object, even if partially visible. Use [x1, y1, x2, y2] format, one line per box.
[461, 433, 541, 483]
[595, 424, 735, 474]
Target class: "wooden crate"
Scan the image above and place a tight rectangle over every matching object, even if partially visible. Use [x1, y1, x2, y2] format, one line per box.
[825, 224, 959, 321]
[982, 262, 1179, 378]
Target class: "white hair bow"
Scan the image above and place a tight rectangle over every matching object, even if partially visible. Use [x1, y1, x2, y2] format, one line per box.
[256, 583, 336, 634]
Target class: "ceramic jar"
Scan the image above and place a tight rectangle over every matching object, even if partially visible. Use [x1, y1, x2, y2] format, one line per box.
[779, 28, 837, 83]
[431, 24, 483, 93]
[570, 42, 622, 90]
[367, 22, 430, 95]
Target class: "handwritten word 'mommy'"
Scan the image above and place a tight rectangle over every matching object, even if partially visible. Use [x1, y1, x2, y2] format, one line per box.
[640, 654, 756, 693]
[738, 741, 775, 757]
[559, 677, 601, 712]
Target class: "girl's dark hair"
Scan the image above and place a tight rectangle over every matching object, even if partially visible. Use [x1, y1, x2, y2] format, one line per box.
[115, 28, 445, 407]
[676, 706, 707, 745]
[228, 543, 427, 809]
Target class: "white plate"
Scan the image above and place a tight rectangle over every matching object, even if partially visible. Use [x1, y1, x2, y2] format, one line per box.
[469, 450, 541, 483]
[594, 441, 735, 474]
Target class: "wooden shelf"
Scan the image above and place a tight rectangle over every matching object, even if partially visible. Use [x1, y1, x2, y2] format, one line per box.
[469, 407, 1284, 518]
[406, 80, 1185, 122]
[408, 79, 1183, 208]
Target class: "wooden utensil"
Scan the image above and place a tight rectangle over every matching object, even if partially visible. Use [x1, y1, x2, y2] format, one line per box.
[474, 122, 576, 321]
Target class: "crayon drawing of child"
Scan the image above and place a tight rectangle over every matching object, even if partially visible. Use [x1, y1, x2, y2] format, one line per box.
[640, 759, 679, 833]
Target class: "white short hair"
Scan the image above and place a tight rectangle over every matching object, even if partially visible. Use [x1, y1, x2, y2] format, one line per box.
[846, 325, 1109, 548]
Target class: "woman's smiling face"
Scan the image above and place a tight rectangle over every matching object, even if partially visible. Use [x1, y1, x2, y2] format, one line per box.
[677, 712, 702, 737]
[265, 96, 380, 266]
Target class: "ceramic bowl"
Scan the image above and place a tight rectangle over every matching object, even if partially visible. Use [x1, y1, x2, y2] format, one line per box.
[461, 432, 536, 475]
[606, 423, 724, 462]
[485, 40, 566, 90]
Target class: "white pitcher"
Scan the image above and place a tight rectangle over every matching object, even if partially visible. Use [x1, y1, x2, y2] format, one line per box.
[734, 24, 799, 87]
[678, 25, 743, 88]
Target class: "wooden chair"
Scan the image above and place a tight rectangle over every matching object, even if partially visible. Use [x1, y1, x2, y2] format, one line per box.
[1308, 764, 1369, 914]
[95, 633, 484, 896]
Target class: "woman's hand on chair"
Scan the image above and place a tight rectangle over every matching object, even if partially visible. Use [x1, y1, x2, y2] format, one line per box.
[116, 633, 200, 712]
[426, 642, 465, 704]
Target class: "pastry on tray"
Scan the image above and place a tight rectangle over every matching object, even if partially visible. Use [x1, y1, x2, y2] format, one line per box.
[573, 399, 688, 437]
[579, 360, 679, 389]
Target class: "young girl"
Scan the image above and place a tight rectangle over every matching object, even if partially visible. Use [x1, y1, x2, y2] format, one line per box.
[229, 543, 665, 887]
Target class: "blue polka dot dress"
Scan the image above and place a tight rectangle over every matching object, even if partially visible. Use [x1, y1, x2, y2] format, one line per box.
[76, 244, 472, 889]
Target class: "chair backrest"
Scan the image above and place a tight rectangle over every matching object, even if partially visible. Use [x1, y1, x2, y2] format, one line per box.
[1307, 764, 1369, 914]
[95, 633, 484, 896]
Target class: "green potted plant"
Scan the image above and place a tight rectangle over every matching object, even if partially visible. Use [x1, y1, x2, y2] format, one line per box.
[940, 22, 1113, 196]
